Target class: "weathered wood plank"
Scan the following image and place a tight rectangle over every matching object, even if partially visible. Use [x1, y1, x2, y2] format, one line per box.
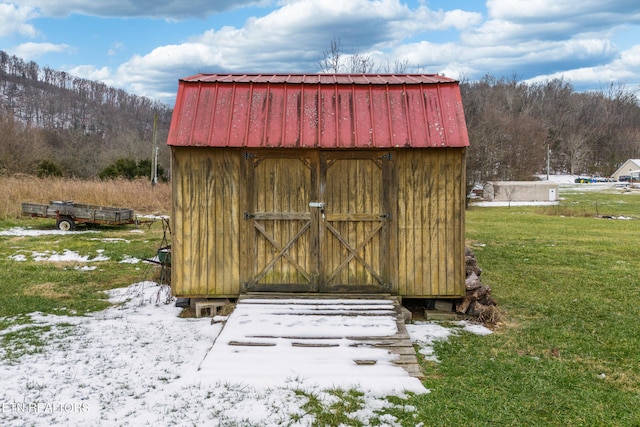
[171, 148, 242, 297]
[228, 341, 277, 347]
[239, 149, 253, 293]
[393, 149, 465, 298]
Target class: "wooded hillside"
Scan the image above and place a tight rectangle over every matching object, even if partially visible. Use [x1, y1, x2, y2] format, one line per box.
[0, 51, 171, 178]
[463, 75, 640, 182]
[1, 50, 638, 181]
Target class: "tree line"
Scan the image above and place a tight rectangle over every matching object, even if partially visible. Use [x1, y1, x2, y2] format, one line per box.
[462, 75, 640, 182]
[1, 49, 639, 183]
[0, 51, 171, 179]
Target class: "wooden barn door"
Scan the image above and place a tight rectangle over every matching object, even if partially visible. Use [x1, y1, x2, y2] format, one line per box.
[242, 150, 392, 293]
[319, 152, 392, 293]
[243, 152, 319, 292]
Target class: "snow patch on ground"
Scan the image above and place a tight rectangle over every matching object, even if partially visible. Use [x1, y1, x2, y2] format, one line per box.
[406, 322, 454, 362]
[8, 249, 110, 263]
[472, 200, 559, 207]
[89, 237, 130, 243]
[0, 227, 95, 237]
[8, 249, 144, 264]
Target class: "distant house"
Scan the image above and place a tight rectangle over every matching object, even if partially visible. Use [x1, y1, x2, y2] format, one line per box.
[483, 181, 558, 203]
[166, 73, 470, 299]
[611, 159, 640, 181]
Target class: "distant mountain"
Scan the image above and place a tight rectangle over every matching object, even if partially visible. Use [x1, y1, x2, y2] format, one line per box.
[0, 50, 172, 178]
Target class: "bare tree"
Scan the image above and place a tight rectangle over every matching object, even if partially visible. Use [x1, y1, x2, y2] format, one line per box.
[347, 50, 376, 73]
[320, 38, 417, 74]
[379, 58, 411, 74]
[564, 132, 591, 175]
[319, 37, 343, 73]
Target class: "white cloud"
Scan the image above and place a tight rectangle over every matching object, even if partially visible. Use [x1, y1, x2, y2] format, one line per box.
[8, 42, 73, 60]
[92, 1, 640, 103]
[480, 0, 640, 45]
[10, 0, 638, 104]
[487, 0, 640, 22]
[8, 0, 268, 19]
[100, 0, 482, 101]
[396, 5, 481, 35]
[0, 3, 38, 37]
[67, 64, 113, 82]
[107, 41, 124, 56]
[525, 44, 640, 89]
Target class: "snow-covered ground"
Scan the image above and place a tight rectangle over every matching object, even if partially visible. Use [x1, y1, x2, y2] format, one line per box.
[0, 226, 492, 426]
[0, 282, 490, 426]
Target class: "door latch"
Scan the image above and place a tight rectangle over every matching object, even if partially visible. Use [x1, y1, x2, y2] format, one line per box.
[309, 202, 325, 221]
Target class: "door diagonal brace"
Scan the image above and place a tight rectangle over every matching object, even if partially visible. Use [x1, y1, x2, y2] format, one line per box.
[325, 221, 384, 285]
[253, 220, 312, 284]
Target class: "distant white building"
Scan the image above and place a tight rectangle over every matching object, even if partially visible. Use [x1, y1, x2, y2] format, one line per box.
[611, 159, 640, 181]
[484, 181, 558, 202]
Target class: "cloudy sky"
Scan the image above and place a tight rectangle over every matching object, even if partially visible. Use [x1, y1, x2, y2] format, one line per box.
[1, 0, 639, 105]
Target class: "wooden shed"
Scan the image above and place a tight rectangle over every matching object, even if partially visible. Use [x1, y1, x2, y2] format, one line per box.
[166, 74, 470, 299]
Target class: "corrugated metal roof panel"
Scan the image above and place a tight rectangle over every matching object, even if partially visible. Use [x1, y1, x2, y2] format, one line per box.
[181, 73, 456, 85]
[167, 73, 469, 148]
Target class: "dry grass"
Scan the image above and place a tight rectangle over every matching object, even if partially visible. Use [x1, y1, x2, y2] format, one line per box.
[23, 282, 71, 299]
[475, 304, 503, 325]
[0, 175, 171, 219]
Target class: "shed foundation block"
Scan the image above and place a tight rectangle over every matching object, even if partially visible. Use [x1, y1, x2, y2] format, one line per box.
[195, 300, 227, 318]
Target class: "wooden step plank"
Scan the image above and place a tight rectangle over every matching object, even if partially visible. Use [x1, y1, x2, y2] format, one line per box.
[228, 341, 276, 347]
[391, 355, 422, 364]
[292, 342, 340, 348]
[397, 364, 424, 378]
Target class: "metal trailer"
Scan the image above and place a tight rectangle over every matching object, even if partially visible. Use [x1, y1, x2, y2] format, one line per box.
[21, 201, 137, 231]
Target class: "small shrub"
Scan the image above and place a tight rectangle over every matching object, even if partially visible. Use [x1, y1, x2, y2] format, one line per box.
[99, 158, 167, 182]
[36, 160, 63, 178]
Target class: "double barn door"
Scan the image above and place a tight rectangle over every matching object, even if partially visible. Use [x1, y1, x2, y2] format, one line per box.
[243, 151, 393, 293]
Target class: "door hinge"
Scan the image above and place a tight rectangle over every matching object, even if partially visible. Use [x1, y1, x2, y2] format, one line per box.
[380, 213, 392, 220]
[244, 212, 255, 220]
[243, 152, 256, 159]
[380, 152, 392, 160]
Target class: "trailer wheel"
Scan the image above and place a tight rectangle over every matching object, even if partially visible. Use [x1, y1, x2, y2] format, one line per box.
[56, 217, 75, 231]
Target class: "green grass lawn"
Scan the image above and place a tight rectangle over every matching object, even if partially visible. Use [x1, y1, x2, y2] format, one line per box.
[1, 189, 639, 425]
[0, 219, 164, 325]
[402, 190, 640, 426]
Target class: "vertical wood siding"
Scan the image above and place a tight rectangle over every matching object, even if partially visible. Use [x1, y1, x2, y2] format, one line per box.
[322, 156, 387, 291]
[395, 149, 466, 297]
[171, 147, 241, 297]
[252, 156, 314, 285]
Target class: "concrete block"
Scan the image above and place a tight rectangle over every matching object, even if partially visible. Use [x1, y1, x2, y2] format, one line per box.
[195, 300, 226, 318]
[424, 310, 460, 321]
[434, 300, 453, 312]
[400, 306, 412, 323]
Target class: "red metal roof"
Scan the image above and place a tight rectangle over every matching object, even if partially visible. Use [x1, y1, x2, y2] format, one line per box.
[166, 73, 470, 149]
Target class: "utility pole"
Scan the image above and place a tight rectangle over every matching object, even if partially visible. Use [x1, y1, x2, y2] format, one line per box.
[151, 113, 158, 186]
[546, 144, 550, 180]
